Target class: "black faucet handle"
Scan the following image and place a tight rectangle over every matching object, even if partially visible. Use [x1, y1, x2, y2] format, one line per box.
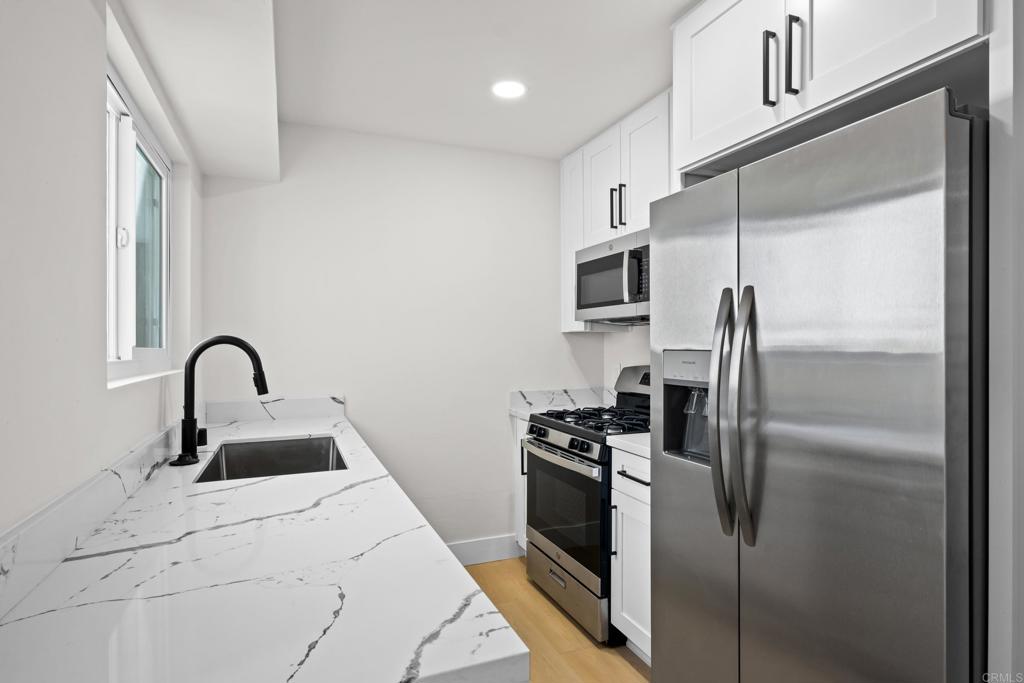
[197, 428, 208, 448]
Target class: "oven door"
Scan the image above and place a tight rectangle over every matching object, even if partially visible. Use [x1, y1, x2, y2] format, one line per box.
[524, 438, 607, 596]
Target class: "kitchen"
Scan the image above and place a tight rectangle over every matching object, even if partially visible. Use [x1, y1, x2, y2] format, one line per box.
[0, 1, 1018, 682]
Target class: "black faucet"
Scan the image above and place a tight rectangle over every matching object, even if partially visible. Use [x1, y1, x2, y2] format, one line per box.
[169, 335, 269, 467]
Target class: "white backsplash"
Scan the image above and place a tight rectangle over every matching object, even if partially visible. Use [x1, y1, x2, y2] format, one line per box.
[604, 326, 652, 388]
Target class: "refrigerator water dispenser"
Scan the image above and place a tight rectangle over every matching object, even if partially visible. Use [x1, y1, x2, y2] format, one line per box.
[662, 349, 712, 463]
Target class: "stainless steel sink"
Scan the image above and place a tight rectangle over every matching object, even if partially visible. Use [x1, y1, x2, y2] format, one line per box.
[195, 436, 347, 483]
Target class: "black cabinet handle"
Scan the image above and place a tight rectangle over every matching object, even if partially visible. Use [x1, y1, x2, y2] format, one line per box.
[609, 187, 618, 229]
[610, 504, 618, 556]
[520, 446, 527, 476]
[785, 15, 800, 95]
[617, 468, 651, 486]
[762, 29, 777, 107]
[618, 183, 626, 226]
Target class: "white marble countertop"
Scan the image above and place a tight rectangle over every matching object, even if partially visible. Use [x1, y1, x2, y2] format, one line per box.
[606, 432, 651, 459]
[0, 399, 528, 683]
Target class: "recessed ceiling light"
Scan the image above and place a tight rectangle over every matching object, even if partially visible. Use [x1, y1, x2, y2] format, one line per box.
[492, 80, 526, 99]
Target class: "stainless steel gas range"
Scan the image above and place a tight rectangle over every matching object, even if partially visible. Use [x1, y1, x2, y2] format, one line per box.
[522, 366, 650, 643]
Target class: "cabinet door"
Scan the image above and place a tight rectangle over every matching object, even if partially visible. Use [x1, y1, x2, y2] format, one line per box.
[560, 150, 588, 332]
[620, 91, 670, 233]
[582, 125, 622, 246]
[611, 490, 652, 657]
[512, 417, 529, 551]
[672, 0, 786, 171]
[784, 0, 981, 117]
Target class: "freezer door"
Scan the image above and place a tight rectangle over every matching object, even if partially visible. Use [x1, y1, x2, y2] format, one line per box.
[650, 171, 739, 683]
[734, 90, 970, 682]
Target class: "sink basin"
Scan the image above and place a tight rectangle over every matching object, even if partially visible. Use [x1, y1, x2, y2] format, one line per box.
[195, 436, 347, 483]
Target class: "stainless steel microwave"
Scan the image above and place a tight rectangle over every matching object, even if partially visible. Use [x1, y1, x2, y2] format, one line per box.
[575, 229, 650, 324]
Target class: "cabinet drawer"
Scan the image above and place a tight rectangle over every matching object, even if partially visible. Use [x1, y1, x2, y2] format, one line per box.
[612, 449, 651, 505]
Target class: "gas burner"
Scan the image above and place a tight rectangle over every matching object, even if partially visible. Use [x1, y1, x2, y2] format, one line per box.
[574, 415, 650, 435]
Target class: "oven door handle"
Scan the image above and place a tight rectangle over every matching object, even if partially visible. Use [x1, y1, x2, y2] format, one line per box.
[523, 439, 601, 480]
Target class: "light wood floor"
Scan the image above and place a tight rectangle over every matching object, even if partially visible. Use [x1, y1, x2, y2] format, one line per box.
[466, 557, 651, 683]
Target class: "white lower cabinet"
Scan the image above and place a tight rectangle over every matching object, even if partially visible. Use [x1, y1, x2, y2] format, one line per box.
[512, 417, 529, 551]
[611, 452, 652, 659]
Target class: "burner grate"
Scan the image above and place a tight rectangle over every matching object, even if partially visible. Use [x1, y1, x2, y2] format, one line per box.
[540, 406, 650, 435]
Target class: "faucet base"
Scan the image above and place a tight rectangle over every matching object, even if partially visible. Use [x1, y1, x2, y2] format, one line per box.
[169, 454, 200, 467]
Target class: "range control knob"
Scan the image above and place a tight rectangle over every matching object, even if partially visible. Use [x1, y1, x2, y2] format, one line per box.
[536, 427, 548, 438]
[577, 441, 591, 453]
[527, 424, 538, 435]
[568, 438, 581, 450]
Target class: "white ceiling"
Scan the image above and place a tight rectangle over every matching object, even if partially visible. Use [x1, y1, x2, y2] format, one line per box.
[274, 0, 698, 159]
[119, 0, 280, 180]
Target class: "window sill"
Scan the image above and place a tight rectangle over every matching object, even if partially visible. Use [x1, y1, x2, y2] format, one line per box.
[107, 368, 182, 390]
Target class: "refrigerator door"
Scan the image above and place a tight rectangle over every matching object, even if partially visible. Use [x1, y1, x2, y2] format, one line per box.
[734, 89, 970, 682]
[650, 171, 739, 683]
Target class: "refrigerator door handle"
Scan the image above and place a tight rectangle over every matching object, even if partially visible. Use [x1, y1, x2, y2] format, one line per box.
[709, 287, 736, 536]
[729, 285, 757, 546]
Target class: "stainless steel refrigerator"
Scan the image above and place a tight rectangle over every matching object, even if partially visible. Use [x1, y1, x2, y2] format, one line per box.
[650, 89, 979, 682]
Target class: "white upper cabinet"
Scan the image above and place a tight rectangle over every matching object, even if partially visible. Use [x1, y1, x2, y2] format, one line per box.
[561, 91, 671, 331]
[582, 90, 672, 248]
[560, 150, 588, 333]
[582, 125, 622, 246]
[672, 0, 786, 171]
[784, 0, 982, 116]
[620, 91, 670, 232]
[672, 0, 982, 170]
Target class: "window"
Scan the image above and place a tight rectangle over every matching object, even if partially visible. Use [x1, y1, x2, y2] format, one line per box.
[106, 75, 172, 382]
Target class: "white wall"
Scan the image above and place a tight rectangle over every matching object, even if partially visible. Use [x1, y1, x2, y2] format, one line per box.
[0, 0, 203, 533]
[603, 327, 652, 389]
[201, 124, 603, 544]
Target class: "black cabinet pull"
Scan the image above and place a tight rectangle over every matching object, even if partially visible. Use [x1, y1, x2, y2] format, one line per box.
[520, 446, 527, 476]
[618, 183, 626, 226]
[610, 504, 618, 556]
[617, 468, 651, 486]
[762, 29, 777, 107]
[609, 187, 618, 229]
[785, 15, 800, 95]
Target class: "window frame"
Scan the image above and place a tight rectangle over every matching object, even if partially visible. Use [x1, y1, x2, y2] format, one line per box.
[106, 68, 174, 383]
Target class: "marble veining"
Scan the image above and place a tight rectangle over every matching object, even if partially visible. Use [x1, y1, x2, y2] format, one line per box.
[508, 387, 611, 420]
[0, 399, 528, 683]
[0, 427, 175, 620]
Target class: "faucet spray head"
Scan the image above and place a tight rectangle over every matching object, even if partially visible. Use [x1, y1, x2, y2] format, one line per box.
[254, 370, 269, 395]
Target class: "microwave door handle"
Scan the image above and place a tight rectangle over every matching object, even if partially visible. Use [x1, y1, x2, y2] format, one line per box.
[622, 249, 640, 304]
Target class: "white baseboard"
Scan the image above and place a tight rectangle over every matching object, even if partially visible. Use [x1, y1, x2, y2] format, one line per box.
[448, 533, 524, 566]
[626, 639, 651, 667]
